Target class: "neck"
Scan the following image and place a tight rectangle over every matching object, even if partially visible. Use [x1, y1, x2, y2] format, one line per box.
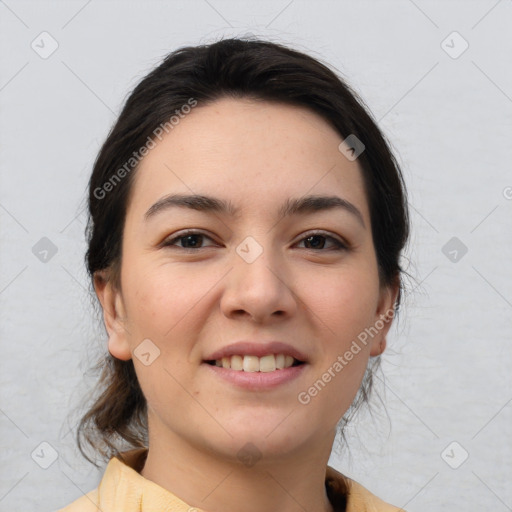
[139, 419, 336, 512]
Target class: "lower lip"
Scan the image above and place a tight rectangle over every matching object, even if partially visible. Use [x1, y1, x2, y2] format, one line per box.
[203, 363, 307, 390]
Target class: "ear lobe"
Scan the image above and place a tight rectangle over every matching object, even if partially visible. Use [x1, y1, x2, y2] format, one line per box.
[93, 270, 132, 361]
[369, 280, 399, 357]
[370, 337, 387, 357]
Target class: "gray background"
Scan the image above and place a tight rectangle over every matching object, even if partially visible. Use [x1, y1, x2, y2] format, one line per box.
[1, 1, 511, 510]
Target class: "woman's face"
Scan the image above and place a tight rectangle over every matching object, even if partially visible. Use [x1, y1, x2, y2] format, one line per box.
[97, 97, 397, 463]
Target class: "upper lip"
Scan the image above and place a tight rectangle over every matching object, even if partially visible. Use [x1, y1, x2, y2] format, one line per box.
[204, 341, 308, 362]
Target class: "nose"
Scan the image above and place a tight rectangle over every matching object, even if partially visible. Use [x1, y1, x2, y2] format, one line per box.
[220, 242, 297, 324]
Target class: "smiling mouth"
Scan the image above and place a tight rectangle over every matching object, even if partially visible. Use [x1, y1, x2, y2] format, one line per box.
[205, 354, 304, 372]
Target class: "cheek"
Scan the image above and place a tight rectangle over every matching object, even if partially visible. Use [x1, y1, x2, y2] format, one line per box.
[305, 263, 379, 341]
[123, 262, 215, 338]
[299, 275, 376, 424]
[297, 263, 379, 413]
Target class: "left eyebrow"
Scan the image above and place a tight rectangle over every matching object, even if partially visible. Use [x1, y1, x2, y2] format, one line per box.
[144, 193, 365, 228]
[278, 195, 365, 228]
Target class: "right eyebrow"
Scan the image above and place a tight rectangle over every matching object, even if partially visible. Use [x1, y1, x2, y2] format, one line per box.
[144, 193, 239, 221]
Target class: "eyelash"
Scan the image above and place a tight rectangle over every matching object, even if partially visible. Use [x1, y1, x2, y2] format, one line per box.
[161, 230, 348, 252]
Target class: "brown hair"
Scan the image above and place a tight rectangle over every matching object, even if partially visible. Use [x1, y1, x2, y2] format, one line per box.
[75, 36, 409, 466]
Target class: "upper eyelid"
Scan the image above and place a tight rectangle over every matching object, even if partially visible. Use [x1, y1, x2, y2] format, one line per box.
[164, 229, 217, 243]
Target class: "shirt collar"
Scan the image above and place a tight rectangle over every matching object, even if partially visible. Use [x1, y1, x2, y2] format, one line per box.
[94, 447, 390, 512]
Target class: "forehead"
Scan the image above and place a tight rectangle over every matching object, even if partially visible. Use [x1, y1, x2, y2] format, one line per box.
[127, 97, 369, 222]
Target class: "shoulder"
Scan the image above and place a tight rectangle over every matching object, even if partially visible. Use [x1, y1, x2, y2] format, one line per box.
[326, 465, 405, 512]
[56, 448, 147, 511]
[347, 479, 405, 512]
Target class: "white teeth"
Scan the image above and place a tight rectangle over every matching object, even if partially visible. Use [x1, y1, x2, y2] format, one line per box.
[231, 355, 243, 371]
[259, 354, 276, 372]
[213, 354, 298, 372]
[243, 355, 259, 372]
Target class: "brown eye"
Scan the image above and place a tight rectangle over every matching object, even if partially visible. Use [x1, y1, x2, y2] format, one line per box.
[162, 231, 217, 250]
[296, 232, 347, 251]
[178, 234, 204, 248]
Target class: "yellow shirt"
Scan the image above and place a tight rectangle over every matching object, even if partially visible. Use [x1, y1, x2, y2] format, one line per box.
[58, 448, 403, 512]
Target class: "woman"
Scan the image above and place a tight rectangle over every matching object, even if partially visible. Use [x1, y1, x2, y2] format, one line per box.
[60, 36, 409, 512]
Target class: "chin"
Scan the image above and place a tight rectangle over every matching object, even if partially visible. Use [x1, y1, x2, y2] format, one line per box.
[204, 415, 317, 463]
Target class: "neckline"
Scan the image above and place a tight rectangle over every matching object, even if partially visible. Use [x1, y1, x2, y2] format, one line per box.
[116, 447, 348, 512]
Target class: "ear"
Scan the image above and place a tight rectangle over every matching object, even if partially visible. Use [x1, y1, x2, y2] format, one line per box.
[369, 279, 399, 357]
[93, 270, 132, 361]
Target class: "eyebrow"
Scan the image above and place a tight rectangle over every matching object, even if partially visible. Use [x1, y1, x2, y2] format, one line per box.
[144, 193, 365, 227]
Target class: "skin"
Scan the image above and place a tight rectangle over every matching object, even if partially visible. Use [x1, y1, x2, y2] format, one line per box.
[94, 97, 398, 512]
